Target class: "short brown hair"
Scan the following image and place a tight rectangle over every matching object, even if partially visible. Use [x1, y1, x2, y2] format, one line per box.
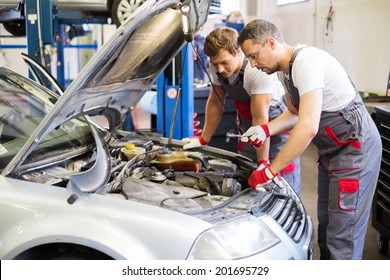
[204, 27, 239, 57]
[238, 19, 284, 46]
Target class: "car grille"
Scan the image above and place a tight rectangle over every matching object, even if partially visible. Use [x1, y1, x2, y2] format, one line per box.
[258, 186, 307, 243]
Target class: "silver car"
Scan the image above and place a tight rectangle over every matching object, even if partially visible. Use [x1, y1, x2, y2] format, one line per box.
[0, 0, 147, 36]
[0, 0, 313, 260]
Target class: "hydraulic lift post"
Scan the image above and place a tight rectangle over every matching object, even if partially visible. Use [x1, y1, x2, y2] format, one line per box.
[25, 0, 57, 73]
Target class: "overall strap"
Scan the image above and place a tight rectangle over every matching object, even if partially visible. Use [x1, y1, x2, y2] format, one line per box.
[237, 58, 248, 85]
[285, 46, 307, 110]
[216, 58, 250, 102]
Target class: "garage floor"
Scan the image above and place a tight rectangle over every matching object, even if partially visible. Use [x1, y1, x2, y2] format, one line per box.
[300, 143, 390, 260]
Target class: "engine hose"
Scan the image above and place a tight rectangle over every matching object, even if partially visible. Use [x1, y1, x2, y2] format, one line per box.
[178, 188, 253, 215]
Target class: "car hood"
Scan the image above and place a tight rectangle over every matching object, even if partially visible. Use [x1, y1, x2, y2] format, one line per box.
[53, 0, 210, 130]
[4, 0, 212, 176]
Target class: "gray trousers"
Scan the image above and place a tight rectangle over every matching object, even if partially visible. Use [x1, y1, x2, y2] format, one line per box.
[313, 95, 382, 259]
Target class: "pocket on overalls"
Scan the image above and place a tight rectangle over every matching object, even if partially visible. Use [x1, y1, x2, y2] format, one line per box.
[338, 178, 359, 210]
[323, 113, 362, 172]
[326, 127, 361, 171]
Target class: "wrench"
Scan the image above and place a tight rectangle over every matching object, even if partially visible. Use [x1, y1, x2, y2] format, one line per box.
[225, 132, 242, 143]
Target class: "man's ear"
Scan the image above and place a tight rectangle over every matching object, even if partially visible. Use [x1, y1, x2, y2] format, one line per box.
[267, 37, 276, 50]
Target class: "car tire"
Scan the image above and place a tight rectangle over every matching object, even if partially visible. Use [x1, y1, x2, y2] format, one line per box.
[111, 0, 146, 27]
[2, 20, 26, 37]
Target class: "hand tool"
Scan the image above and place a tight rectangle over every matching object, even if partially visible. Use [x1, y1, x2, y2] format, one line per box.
[225, 132, 242, 143]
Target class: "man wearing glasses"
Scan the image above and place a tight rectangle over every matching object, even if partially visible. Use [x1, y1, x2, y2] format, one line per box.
[238, 19, 381, 259]
[183, 27, 301, 196]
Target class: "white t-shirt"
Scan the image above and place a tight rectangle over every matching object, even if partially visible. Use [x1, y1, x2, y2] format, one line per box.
[290, 46, 356, 111]
[209, 53, 285, 106]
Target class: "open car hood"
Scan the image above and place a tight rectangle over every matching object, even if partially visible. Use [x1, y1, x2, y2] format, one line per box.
[3, 0, 212, 176]
[51, 0, 210, 130]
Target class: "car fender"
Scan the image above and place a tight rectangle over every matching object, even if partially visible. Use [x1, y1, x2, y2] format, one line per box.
[0, 214, 153, 259]
[0, 177, 212, 259]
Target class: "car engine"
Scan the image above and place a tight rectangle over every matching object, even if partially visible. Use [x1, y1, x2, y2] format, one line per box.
[19, 129, 308, 242]
[20, 129, 253, 208]
[103, 131, 256, 212]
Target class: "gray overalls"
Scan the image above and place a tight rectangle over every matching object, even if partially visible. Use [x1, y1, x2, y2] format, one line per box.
[217, 60, 301, 196]
[285, 48, 382, 259]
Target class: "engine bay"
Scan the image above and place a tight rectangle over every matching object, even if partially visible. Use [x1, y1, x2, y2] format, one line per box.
[17, 130, 306, 236]
[20, 130, 255, 212]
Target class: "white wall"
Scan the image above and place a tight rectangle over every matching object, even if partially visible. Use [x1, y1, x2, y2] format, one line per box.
[252, 0, 390, 95]
[0, 27, 28, 76]
[2, 0, 388, 95]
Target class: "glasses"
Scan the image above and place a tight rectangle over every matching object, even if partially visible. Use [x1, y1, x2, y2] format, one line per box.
[246, 43, 266, 63]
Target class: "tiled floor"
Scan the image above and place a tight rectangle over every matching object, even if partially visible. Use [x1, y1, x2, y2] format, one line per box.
[300, 143, 390, 260]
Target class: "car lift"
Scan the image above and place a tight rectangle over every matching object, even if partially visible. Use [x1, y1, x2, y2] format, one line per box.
[24, 0, 108, 87]
[25, 0, 56, 78]
[156, 47, 194, 140]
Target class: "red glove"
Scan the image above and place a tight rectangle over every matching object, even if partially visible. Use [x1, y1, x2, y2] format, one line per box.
[248, 164, 280, 191]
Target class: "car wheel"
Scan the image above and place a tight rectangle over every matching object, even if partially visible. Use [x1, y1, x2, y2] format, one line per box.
[377, 233, 389, 255]
[111, 0, 146, 27]
[2, 20, 26, 37]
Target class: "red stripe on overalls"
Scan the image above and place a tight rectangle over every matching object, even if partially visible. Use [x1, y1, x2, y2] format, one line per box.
[324, 126, 361, 149]
[235, 100, 252, 119]
[235, 100, 252, 152]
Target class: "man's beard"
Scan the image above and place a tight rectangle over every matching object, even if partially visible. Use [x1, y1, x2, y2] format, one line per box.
[258, 62, 281, 75]
[269, 62, 282, 74]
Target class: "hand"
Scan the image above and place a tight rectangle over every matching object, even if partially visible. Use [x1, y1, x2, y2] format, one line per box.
[182, 136, 208, 149]
[240, 125, 270, 148]
[248, 164, 280, 191]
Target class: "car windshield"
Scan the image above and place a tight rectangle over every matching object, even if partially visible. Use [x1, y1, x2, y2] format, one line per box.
[0, 67, 94, 172]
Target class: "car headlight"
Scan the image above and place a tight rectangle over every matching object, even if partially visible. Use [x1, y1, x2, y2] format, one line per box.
[187, 215, 280, 259]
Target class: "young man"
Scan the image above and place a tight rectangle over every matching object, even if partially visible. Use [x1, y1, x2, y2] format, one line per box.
[183, 27, 301, 196]
[238, 19, 382, 259]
